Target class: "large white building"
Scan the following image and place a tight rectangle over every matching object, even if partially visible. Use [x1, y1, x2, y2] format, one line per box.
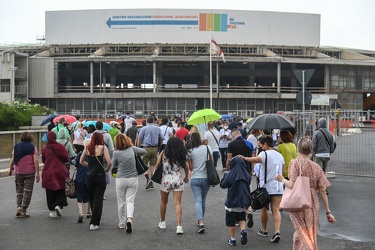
[1, 9, 375, 119]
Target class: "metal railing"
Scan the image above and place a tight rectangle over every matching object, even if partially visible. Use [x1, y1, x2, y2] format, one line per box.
[0, 130, 46, 160]
[284, 110, 375, 177]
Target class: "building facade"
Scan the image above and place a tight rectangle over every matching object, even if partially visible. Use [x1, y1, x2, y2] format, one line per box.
[1, 9, 375, 119]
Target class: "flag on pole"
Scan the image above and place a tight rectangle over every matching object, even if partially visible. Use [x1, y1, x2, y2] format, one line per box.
[211, 36, 226, 63]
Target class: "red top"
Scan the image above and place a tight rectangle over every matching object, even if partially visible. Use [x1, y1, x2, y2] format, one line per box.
[175, 127, 189, 142]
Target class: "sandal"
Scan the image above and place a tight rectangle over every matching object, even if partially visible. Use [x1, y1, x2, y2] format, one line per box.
[20, 211, 30, 218]
[86, 212, 92, 219]
[78, 213, 83, 223]
[16, 207, 22, 218]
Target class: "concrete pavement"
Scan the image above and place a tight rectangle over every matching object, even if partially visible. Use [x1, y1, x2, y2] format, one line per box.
[0, 159, 374, 250]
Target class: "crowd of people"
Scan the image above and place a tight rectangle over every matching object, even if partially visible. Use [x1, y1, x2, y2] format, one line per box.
[8, 113, 336, 249]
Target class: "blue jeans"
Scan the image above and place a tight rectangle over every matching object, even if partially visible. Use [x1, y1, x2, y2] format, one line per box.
[213, 151, 220, 168]
[190, 178, 211, 222]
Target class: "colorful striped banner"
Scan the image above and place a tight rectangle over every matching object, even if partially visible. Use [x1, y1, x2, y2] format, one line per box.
[199, 13, 227, 32]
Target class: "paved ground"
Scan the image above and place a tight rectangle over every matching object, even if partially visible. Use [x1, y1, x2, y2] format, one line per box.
[0, 160, 374, 250]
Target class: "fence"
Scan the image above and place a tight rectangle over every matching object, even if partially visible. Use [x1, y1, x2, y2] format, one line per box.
[2, 110, 375, 177]
[0, 130, 46, 160]
[284, 110, 375, 177]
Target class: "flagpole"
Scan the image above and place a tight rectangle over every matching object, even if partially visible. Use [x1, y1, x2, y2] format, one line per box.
[209, 31, 213, 109]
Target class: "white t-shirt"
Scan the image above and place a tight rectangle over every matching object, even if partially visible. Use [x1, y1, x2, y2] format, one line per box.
[247, 134, 258, 150]
[204, 129, 220, 152]
[219, 129, 231, 148]
[257, 150, 285, 195]
[159, 125, 173, 145]
[124, 117, 136, 132]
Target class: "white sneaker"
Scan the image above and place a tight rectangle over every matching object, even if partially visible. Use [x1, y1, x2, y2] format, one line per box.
[176, 225, 184, 234]
[90, 224, 100, 231]
[118, 223, 126, 229]
[49, 211, 57, 218]
[54, 206, 62, 217]
[158, 221, 166, 229]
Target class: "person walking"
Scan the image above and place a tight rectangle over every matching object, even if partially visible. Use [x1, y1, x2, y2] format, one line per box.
[125, 120, 139, 145]
[312, 118, 335, 173]
[158, 117, 174, 153]
[241, 135, 285, 243]
[226, 128, 254, 228]
[111, 134, 146, 233]
[124, 113, 136, 132]
[108, 121, 121, 142]
[79, 132, 112, 230]
[276, 130, 297, 179]
[41, 131, 70, 218]
[219, 121, 231, 171]
[8, 132, 40, 218]
[73, 122, 87, 153]
[74, 151, 91, 223]
[220, 156, 251, 246]
[137, 115, 164, 190]
[203, 121, 220, 168]
[188, 132, 213, 233]
[157, 137, 189, 234]
[57, 129, 76, 170]
[175, 121, 189, 143]
[52, 117, 70, 140]
[274, 137, 336, 249]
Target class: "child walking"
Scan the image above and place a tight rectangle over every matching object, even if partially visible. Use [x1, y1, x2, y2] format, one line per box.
[220, 156, 252, 246]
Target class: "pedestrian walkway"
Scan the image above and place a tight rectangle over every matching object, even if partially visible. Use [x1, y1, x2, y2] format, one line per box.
[0, 159, 374, 249]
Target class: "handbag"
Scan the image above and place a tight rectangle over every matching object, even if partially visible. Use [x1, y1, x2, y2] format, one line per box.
[151, 152, 164, 184]
[65, 170, 76, 199]
[205, 145, 220, 186]
[251, 151, 271, 210]
[135, 150, 148, 175]
[280, 159, 312, 212]
[111, 166, 118, 177]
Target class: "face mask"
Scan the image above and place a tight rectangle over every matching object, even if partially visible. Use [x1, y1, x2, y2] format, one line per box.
[223, 126, 228, 129]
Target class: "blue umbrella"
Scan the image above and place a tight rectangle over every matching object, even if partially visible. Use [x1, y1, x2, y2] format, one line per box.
[40, 113, 59, 126]
[83, 120, 112, 131]
[221, 114, 233, 120]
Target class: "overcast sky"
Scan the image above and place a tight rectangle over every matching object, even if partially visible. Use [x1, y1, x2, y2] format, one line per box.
[1, 0, 374, 50]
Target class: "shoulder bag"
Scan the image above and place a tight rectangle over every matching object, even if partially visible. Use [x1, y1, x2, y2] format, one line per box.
[209, 130, 219, 146]
[151, 152, 164, 184]
[251, 151, 271, 210]
[205, 145, 220, 186]
[279, 158, 312, 212]
[319, 129, 336, 153]
[65, 169, 76, 199]
[135, 149, 148, 175]
[46, 145, 70, 172]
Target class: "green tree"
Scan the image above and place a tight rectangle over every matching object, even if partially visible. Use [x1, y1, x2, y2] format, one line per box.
[0, 100, 54, 131]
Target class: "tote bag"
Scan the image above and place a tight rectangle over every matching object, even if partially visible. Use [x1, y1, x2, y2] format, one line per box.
[205, 146, 220, 186]
[151, 152, 164, 184]
[280, 159, 312, 212]
[135, 150, 148, 175]
[65, 170, 76, 199]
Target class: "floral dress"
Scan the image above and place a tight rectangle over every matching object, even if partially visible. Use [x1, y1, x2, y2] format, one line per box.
[288, 157, 331, 250]
[160, 160, 184, 193]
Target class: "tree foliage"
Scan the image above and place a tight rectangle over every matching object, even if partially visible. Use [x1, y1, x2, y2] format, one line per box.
[0, 100, 53, 131]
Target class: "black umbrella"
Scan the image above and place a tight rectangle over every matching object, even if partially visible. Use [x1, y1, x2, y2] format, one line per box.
[40, 113, 59, 126]
[245, 114, 295, 130]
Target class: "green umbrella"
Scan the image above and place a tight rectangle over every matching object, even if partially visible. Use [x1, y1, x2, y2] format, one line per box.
[187, 108, 222, 125]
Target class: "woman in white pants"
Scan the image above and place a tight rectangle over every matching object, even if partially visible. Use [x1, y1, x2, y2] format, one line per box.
[111, 134, 146, 233]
